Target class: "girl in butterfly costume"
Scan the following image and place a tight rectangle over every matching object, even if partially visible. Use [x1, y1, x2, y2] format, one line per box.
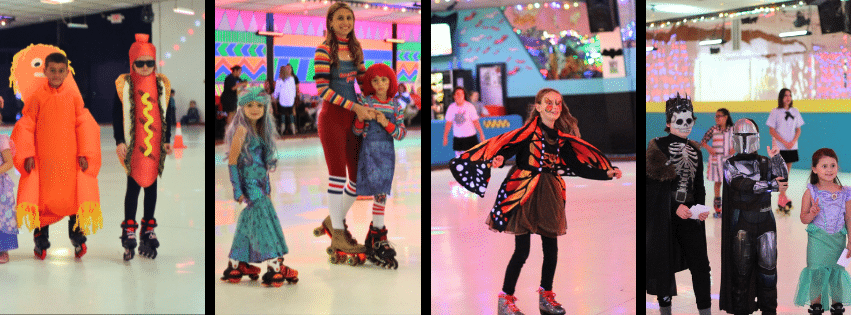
[450, 88, 621, 315]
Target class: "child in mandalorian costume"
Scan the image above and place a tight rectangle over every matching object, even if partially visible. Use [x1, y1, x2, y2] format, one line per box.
[719, 118, 788, 315]
[645, 93, 711, 315]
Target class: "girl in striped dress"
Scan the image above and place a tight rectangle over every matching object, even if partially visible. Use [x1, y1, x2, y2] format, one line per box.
[699, 108, 734, 217]
[312, 2, 382, 264]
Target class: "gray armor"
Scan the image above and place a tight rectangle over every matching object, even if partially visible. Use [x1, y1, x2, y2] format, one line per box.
[720, 122, 787, 313]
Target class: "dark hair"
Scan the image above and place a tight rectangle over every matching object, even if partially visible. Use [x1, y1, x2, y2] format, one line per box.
[453, 87, 467, 101]
[777, 88, 793, 108]
[44, 52, 68, 69]
[716, 108, 733, 129]
[231, 65, 241, 72]
[809, 148, 843, 186]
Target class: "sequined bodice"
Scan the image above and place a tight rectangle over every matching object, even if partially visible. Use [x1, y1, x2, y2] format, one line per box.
[809, 184, 851, 235]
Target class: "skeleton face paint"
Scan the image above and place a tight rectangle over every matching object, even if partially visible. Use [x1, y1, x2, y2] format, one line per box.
[669, 111, 694, 138]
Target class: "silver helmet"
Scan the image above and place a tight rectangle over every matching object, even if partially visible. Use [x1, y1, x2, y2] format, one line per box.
[732, 118, 760, 154]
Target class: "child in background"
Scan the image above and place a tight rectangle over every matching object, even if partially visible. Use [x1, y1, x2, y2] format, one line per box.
[442, 87, 485, 158]
[0, 134, 16, 263]
[699, 108, 734, 217]
[353, 63, 405, 269]
[794, 148, 851, 315]
[220, 87, 298, 288]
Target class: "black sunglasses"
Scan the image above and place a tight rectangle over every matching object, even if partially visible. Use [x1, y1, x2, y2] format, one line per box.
[134, 60, 156, 68]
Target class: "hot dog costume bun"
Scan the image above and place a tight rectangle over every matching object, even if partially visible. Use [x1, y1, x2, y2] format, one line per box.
[115, 34, 170, 188]
[9, 44, 103, 235]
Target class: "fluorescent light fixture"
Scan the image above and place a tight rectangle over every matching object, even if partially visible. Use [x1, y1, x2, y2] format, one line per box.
[646, 46, 656, 52]
[698, 39, 723, 46]
[173, 7, 195, 15]
[649, 3, 706, 14]
[779, 30, 810, 37]
[257, 31, 283, 36]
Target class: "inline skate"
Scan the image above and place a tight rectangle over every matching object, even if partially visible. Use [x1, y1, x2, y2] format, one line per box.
[138, 218, 159, 259]
[33, 226, 50, 260]
[68, 216, 87, 258]
[119, 219, 138, 261]
[364, 222, 398, 269]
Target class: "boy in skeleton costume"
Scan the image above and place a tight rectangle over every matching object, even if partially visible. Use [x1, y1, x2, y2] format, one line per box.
[719, 118, 788, 315]
[645, 93, 711, 315]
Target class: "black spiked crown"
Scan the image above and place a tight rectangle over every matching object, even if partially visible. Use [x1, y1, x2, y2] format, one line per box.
[665, 92, 694, 117]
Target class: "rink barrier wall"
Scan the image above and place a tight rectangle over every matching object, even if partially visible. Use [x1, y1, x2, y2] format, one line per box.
[431, 115, 524, 166]
[646, 99, 851, 171]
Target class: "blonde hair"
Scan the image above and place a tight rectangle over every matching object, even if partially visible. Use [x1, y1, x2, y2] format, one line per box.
[324, 3, 364, 69]
[526, 88, 580, 137]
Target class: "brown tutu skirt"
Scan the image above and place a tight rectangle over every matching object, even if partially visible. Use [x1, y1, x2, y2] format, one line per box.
[485, 166, 567, 238]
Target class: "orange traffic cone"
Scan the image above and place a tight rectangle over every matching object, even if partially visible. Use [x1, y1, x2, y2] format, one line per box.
[173, 122, 187, 149]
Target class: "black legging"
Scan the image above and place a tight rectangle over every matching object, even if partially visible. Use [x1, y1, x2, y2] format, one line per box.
[125, 176, 157, 221]
[501, 234, 558, 295]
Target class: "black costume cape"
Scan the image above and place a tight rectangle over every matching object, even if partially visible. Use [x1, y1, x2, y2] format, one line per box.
[449, 116, 614, 231]
[719, 153, 773, 313]
[645, 136, 705, 296]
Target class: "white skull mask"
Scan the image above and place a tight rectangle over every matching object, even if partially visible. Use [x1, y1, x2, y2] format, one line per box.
[670, 111, 694, 138]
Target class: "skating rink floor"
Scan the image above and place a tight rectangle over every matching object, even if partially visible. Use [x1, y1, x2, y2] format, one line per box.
[645, 166, 851, 315]
[431, 161, 637, 314]
[0, 124, 206, 314]
[214, 130, 422, 314]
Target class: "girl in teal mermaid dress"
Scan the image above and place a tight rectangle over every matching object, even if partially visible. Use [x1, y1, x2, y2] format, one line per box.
[795, 148, 851, 314]
[220, 87, 298, 287]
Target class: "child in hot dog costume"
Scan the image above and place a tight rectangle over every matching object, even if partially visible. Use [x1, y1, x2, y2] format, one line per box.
[9, 44, 102, 260]
[114, 34, 172, 260]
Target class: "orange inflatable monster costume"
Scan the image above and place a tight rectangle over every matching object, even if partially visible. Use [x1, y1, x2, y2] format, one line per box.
[8, 44, 102, 259]
[114, 34, 170, 260]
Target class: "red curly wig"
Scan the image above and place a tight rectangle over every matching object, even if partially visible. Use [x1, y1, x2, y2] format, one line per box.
[360, 63, 398, 99]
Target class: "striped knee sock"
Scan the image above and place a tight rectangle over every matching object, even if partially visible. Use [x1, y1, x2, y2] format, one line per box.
[372, 195, 386, 229]
[328, 176, 346, 229]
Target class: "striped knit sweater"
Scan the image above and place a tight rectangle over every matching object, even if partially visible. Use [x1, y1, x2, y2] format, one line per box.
[313, 37, 366, 110]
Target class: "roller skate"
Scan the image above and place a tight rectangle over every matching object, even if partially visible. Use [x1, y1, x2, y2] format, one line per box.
[537, 287, 566, 315]
[220, 259, 261, 283]
[261, 257, 299, 287]
[497, 291, 525, 315]
[68, 216, 88, 259]
[364, 222, 398, 269]
[810, 303, 825, 315]
[138, 218, 159, 259]
[33, 226, 50, 260]
[312, 216, 366, 266]
[119, 220, 138, 261]
[713, 197, 722, 218]
[776, 194, 792, 215]
[831, 303, 845, 315]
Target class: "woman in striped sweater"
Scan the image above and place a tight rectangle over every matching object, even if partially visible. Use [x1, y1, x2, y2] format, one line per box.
[312, 2, 382, 265]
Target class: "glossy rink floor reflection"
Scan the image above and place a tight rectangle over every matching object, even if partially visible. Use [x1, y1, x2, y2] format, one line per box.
[644, 168, 851, 315]
[431, 161, 637, 315]
[214, 130, 422, 314]
[0, 125, 205, 314]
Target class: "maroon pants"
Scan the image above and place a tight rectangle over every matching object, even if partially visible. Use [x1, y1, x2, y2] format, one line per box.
[317, 102, 361, 183]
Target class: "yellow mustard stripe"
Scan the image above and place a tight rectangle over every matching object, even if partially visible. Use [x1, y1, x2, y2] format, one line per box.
[142, 92, 154, 156]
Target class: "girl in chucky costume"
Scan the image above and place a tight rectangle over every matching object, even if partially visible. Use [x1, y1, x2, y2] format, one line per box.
[449, 88, 621, 315]
[114, 34, 173, 260]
